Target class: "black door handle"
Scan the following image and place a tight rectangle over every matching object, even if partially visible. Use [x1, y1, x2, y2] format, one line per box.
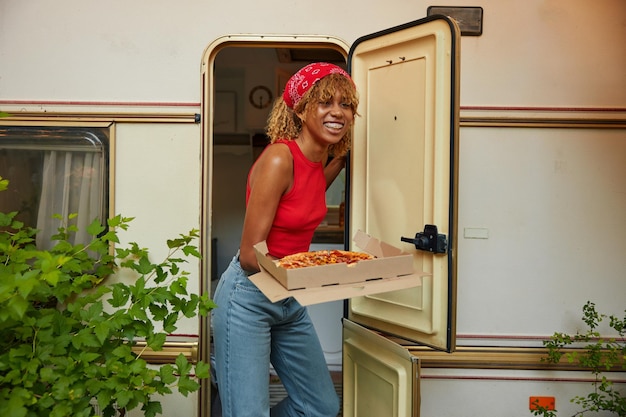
[401, 224, 447, 254]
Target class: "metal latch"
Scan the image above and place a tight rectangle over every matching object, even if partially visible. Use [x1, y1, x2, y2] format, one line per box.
[401, 225, 447, 254]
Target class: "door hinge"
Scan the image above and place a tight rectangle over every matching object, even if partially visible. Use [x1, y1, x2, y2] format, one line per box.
[401, 224, 447, 254]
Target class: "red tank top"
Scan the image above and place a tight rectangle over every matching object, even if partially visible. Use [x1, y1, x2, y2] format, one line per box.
[247, 140, 327, 259]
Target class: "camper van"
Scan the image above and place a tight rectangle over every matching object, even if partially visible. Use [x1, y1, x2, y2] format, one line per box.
[1, 1, 625, 416]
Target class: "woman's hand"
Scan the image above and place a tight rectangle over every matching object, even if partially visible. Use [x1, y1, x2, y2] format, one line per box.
[324, 154, 347, 189]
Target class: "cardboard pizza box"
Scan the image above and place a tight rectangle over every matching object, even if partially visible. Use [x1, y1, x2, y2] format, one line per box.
[253, 230, 414, 290]
[249, 230, 430, 306]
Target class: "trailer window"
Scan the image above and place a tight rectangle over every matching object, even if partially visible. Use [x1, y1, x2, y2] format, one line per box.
[0, 126, 109, 249]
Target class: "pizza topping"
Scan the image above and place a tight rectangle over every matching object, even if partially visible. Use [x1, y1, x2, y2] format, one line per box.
[277, 250, 374, 269]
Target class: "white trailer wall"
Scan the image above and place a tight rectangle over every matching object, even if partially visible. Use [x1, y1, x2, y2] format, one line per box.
[1, 1, 625, 107]
[2, 1, 625, 416]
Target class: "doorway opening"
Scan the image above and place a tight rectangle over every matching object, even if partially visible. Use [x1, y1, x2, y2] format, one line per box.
[200, 37, 349, 417]
[208, 42, 347, 287]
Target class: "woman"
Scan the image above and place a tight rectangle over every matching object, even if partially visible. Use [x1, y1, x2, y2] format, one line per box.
[211, 62, 359, 417]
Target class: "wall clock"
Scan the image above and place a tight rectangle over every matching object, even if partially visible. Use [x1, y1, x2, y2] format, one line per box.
[249, 85, 273, 109]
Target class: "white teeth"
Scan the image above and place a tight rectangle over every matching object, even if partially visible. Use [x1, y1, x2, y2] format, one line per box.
[325, 122, 343, 129]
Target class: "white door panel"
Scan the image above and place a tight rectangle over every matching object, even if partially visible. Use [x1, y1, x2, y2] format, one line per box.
[347, 15, 459, 351]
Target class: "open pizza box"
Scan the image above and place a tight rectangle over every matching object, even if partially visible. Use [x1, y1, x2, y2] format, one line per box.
[249, 230, 431, 306]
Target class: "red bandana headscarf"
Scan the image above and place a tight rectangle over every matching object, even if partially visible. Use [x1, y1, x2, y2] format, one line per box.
[282, 62, 352, 109]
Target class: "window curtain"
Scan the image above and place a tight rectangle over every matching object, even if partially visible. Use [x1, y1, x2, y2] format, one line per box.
[36, 150, 102, 249]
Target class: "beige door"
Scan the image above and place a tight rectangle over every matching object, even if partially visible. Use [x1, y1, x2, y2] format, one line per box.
[347, 15, 460, 352]
[343, 320, 420, 417]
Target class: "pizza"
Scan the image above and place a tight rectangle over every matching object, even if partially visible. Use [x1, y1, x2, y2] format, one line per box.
[277, 249, 374, 269]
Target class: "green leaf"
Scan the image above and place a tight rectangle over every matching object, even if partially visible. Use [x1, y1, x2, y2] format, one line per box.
[169, 263, 180, 276]
[86, 219, 106, 237]
[41, 270, 61, 286]
[153, 266, 168, 284]
[136, 256, 154, 275]
[139, 293, 154, 309]
[182, 245, 201, 258]
[182, 297, 199, 318]
[96, 390, 113, 411]
[25, 357, 42, 375]
[194, 360, 210, 379]
[163, 313, 178, 334]
[130, 276, 146, 298]
[166, 237, 186, 249]
[147, 333, 167, 351]
[79, 352, 101, 364]
[198, 293, 217, 315]
[101, 230, 119, 243]
[40, 366, 57, 382]
[109, 312, 132, 331]
[128, 357, 147, 374]
[175, 353, 192, 375]
[143, 400, 163, 417]
[50, 402, 73, 417]
[15, 270, 40, 298]
[177, 375, 200, 396]
[6, 394, 28, 417]
[8, 295, 29, 318]
[73, 330, 101, 348]
[115, 389, 134, 409]
[94, 321, 110, 344]
[0, 211, 15, 227]
[0, 176, 9, 191]
[159, 364, 177, 385]
[112, 344, 132, 358]
[109, 284, 130, 307]
[129, 303, 149, 321]
[148, 303, 168, 321]
[170, 277, 188, 295]
[85, 301, 104, 321]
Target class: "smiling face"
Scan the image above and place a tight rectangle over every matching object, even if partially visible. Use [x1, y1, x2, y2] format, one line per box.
[296, 73, 359, 154]
[300, 90, 355, 147]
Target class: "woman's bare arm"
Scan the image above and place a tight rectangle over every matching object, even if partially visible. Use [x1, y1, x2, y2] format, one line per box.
[323, 155, 347, 189]
[238, 144, 293, 272]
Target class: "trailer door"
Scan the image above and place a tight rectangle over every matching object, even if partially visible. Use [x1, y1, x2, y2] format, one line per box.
[346, 15, 460, 352]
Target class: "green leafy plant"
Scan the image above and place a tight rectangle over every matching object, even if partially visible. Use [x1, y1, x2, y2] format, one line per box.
[531, 301, 626, 417]
[0, 177, 216, 417]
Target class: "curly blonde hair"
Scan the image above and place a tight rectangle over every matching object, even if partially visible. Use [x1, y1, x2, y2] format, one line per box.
[265, 73, 359, 157]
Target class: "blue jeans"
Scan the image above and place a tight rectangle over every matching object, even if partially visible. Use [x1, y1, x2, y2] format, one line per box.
[211, 254, 339, 417]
